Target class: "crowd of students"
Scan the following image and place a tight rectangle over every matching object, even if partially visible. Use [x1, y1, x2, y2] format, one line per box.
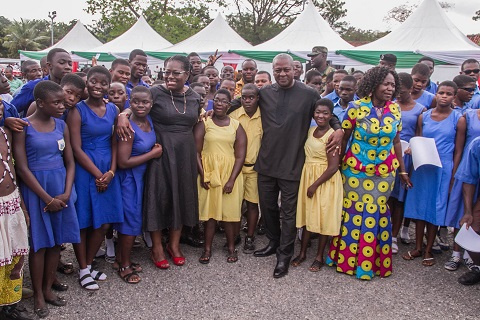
[1, 46, 480, 319]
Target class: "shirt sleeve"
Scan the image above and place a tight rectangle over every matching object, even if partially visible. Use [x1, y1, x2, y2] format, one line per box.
[11, 81, 36, 113]
[455, 138, 480, 185]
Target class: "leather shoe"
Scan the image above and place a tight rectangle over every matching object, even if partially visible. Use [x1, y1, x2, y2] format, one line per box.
[273, 260, 289, 278]
[180, 231, 204, 248]
[253, 242, 278, 257]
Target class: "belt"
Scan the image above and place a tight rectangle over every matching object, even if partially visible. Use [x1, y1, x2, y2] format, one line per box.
[243, 163, 255, 167]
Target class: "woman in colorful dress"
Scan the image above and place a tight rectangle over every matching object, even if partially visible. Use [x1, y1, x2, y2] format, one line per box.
[327, 66, 411, 280]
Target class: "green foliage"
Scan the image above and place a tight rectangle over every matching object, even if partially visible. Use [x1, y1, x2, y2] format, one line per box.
[3, 18, 50, 55]
[315, 0, 348, 32]
[474, 10, 480, 21]
[341, 27, 389, 43]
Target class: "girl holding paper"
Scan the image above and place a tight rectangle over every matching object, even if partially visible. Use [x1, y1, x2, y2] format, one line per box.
[403, 81, 466, 267]
[327, 66, 411, 280]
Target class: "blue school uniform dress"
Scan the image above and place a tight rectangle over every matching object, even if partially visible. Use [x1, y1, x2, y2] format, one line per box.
[445, 110, 480, 228]
[454, 136, 480, 196]
[415, 90, 435, 109]
[20, 118, 80, 252]
[425, 80, 438, 95]
[0, 100, 20, 126]
[74, 101, 123, 229]
[465, 86, 480, 110]
[115, 117, 156, 236]
[390, 102, 425, 202]
[404, 109, 461, 225]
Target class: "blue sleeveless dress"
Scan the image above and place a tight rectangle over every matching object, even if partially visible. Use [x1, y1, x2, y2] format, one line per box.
[20, 118, 80, 252]
[445, 110, 480, 228]
[74, 101, 123, 229]
[404, 109, 461, 225]
[115, 117, 156, 236]
[390, 102, 425, 201]
[415, 90, 435, 109]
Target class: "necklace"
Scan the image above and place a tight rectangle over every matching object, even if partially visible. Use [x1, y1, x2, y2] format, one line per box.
[373, 105, 384, 118]
[169, 90, 186, 114]
[0, 127, 15, 186]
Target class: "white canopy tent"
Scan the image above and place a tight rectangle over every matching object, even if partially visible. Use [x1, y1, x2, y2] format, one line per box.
[233, 1, 358, 65]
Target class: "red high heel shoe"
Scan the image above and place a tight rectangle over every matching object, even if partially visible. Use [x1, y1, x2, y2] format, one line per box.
[151, 254, 170, 269]
[166, 246, 185, 266]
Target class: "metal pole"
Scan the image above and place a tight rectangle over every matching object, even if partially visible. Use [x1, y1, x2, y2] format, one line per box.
[48, 11, 57, 46]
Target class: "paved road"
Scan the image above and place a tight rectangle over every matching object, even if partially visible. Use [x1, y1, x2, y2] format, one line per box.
[20, 230, 480, 320]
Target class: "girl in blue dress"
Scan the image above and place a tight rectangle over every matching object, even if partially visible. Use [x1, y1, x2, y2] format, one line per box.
[67, 66, 123, 291]
[13, 81, 80, 317]
[389, 73, 425, 253]
[444, 108, 480, 270]
[403, 81, 466, 267]
[115, 86, 162, 283]
[410, 63, 436, 109]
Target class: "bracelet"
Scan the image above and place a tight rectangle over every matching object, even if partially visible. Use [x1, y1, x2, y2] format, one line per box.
[46, 198, 55, 206]
[43, 198, 55, 212]
[108, 170, 115, 178]
[399, 172, 408, 175]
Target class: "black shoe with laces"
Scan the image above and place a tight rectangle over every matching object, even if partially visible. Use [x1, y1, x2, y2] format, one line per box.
[1, 304, 37, 320]
[458, 266, 480, 285]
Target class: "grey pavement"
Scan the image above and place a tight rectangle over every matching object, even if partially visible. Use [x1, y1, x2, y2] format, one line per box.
[20, 230, 480, 320]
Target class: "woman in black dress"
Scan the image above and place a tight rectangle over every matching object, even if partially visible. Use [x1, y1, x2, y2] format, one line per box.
[117, 55, 200, 268]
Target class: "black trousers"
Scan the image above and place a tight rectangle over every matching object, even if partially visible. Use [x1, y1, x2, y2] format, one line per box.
[258, 173, 300, 262]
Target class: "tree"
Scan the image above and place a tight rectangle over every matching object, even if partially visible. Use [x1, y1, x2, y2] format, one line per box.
[3, 19, 49, 56]
[341, 27, 389, 43]
[0, 16, 11, 57]
[85, 0, 213, 43]
[227, 0, 348, 45]
[384, 1, 453, 23]
[474, 10, 480, 21]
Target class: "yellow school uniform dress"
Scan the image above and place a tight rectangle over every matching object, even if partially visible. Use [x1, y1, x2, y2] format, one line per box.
[198, 117, 244, 222]
[296, 127, 343, 235]
[229, 107, 262, 203]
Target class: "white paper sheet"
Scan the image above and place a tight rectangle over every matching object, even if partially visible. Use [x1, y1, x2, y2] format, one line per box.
[455, 224, 480, 253]
[409, 136, 442, 170]
[400, 140, 409, 157]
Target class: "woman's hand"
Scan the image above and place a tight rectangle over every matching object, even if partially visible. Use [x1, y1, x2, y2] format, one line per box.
[400, 174, 412, 189]
[200, 176, 210, 190]
[95, 171, 114, 192]
[460, 214, 474, 229]
[326, 130, 343, 155]
[4, 118, 29, 132]
[207, 49, 223, 66]
[150, 144, 163, 159]
[44, 198, 67, 212]
[55, 193, 71, 205]
[223, 179, 234, 194]
[116, 114, 134, 141]
[307, 184, 318, 198]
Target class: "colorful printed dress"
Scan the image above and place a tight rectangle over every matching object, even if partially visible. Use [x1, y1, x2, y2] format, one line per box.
[404, 109, 461, 226]
[327, 97, 402, 280]
[445, 109, 480, 228]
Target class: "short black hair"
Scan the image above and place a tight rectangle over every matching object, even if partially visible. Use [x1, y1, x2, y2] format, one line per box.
[202, 66, 218, 74]
[167, 55, 191, 72]
[340, 75, 357, 86]
[461, 59, 480, 71]
[334, 69, 348, 76]
[411, 63, 430, 77]
[21, 60, 39, 74]
[418, 56, 435, 66]
[33, 80, 63, 101]
[438, 80, 458, 94]
[190, 82, 205, 90]
[398, 72, 413, 89]
[129, 49, 147, 61]
[315, 98, 334, 113]
[47, 48, 69, 63]
[214, 88, 231, 101]
[352, 70, 364, 76]
[242, 83, 259, 95]
[453, 75, 476, 88]
[220, 78, 235, 86]
[60, 73, 86, 91]
[305, 69, 322, 83]
[256, 70, 271, 81]
[87, 66, 112, 82]
[192, 74, 209, 82]
[131, 86, 152, 99]
[187, 52, 200, 59]
[242, 59, 257, 69]
[111, 58, 131, 70]
[40, 56, 48, 68]
[75, 72, 87, 78]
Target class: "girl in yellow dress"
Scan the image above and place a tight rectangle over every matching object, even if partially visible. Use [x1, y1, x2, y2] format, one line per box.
[194, 89, 247, 264]
[293, 98, 343, 272]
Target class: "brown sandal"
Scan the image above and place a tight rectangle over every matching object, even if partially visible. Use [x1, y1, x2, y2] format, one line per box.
[227, 249, 238, 263]
[402, 250, 422, 261]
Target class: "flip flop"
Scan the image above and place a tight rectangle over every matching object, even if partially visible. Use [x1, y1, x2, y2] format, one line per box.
[291, 256, 306, 267]
[309, 260, 324, 272]
[57, 262, 74, 275]
[199, 251, 211, 264]
[402, 250, 422, 261]
[227, 249, 238, 263]
[422, 257, 436, 267]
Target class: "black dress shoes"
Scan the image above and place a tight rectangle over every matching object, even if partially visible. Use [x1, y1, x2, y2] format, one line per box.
[253, 242, 278, 257]
[273, 260, 289, 278]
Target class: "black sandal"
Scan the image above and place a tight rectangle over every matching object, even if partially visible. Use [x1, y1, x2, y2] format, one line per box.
[227, 249, 238, 263]
[308, 260, 324, 272]
[291, 255, 306, 267]
[199, 251, 211, 264]
[57, 262, 74, 275]
[118, 265, 141, 284]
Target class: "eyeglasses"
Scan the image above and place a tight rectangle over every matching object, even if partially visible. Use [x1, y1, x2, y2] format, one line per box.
[460, 87, 476, 93]
[241, 95, 257, 101]
[213, 99, 230, 105]
[164, 71, 187, 77]
[463, 69, 480, 75]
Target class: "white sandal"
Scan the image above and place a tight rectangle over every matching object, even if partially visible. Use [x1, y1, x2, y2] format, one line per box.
[392, 238, 399, 254]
